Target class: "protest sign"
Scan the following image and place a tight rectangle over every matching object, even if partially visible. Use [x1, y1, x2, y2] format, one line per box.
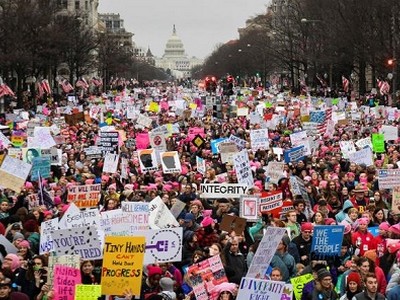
[339, 141, 356, 159]
[378, 169, 400, 189]
[120, 202, 150, 232]
[59, 203, 101, 229]
[0, 156, 32, 193]
[200, 183, 248, 198]
[149, 131, 166, 150]
[47, 255, 80, 287]
[160, 151, 181, 174]
[31, 157, 51, 181]
[22, 148, 41, 164]
[228, 134, 247, 150]
[75, 285, 102, 300]
[372, 133, 385, 153]
[311, 225, 344, 256]
[290, 130, 311, 155]
[187, 255, 228, 300]
[265, 162, 285, 184]
[392, 186, 400, 214]
[40, 148, 62, 166]
[170, 199, 186, 218]
[196, 156, 206, 175]
[290, 273, 314, 300]
[0, 131, 10, 147]
[67, 184, 101, 208]
[100, 209, 128, 236]
[101, 236, 146, 296]
[136, 114, 153, 128]
[348, 147, 374, 166]
[53, 264, 81, 300]
[250, 128, 269, 151]
[237, 278, 285, 300]
[290, 176, 310, 203]
[380, 125, 398, 141]
[281, 284, 293, 300]
[247, 227, 286, 278]
[233, 150, 254, 187]
[99, 131, 119, 155]
[284, 145, 305, 163]
[32, 127, 56, 149]
[240, 195, 259, 221]
[259, 191, 283, 216]
[85, 146, 103, 160]
[40, 218, 58, 254]
[51, 226, 102, 260]
[220, 215, 247, 234]
[148, 196, 180, 229]
[355, 137, 373, 150]
[138, 149, 158, 172]
[210, 137, 228, 154]
[103, 153, 119, 174]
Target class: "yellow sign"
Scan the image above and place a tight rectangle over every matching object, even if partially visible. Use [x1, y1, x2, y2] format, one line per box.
[75, 284, 102, 300]
[149, 102, 159, 113]
[11, 135, 24, 147]
[290, 273, 314, 300]
[101, 236, 146, 296]
[189, 103, 197, 110]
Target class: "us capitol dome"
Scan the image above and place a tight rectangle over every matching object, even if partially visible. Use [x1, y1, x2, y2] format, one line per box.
[155, 25, 203, 79]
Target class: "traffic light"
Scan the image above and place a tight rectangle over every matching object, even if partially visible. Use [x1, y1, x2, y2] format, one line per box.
[205, 76, 217, 93]
[388, 59, 394, 66]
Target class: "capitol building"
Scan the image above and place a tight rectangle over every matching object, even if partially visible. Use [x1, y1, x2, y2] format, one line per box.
[155, 25, 203, 79]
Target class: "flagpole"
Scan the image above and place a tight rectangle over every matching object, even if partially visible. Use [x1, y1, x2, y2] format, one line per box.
[38, 171, 44, 207]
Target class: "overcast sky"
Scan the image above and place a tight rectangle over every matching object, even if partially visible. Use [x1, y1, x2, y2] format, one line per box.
[98, 0, 269, 59]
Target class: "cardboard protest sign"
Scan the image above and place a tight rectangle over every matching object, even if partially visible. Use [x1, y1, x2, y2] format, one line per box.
[33, 127, 56, 149]
[372, 133, 385, 153]
[51, 226, 102, 259]
[290, 273, 314, 300]
[31, 157, 51, 181]
[381, 125, 398, 141]
[149, 131, 166, 150]
[47, 255, 80, 287]
[59, 203, 101, 229]
[339, 141, 356, 159]
[40, 148, 62, 166]
[160, 151, 181, 174]
[75, 285, 102, 300]
[247, 227, 287, 278]
[0, 156, 32, 193]
[200, 183, 249, 198]
[148, 196, 179, 229]
[54, 264, 81, 300]
[237, 278, 285, 300]
[311, 225, 344, 256]
[101, 236, 146, 296]
[355, 137, 373, 150]
[228, 134, 247, 150]
[240, 195, 259, 221]
[378, 169, 400, 189]
[67, 184, 101, 208]
[40, 218, 58, 254]
[103, 153, 119, 174]
[220, 215, 247, 235]
[233, 150, 254, 187]
[138, 149, 158, 172]
[265, 162, 285, 184]
[187, 255, 228, 300]
[392, 186, 400, 214]
[284, 145, 305, 163]
[250, 129, 269, 151]
[136, 114, 153, 128]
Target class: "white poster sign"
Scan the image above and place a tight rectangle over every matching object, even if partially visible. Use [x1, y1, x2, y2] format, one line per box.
[200, 183, 249, 198]
[348, 147, 374, 166]
[160, 151, 181, 174]
[233, 150, 254, 187]
[40, 218, 59, 254]
[250, 129, 269, 151]
[148, 196, 179, 229]
[237, 278, 285, 300]
[103, 153, 119, 174]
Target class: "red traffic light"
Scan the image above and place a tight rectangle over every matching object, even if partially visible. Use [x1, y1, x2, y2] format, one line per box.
[388, 59, 396, 65]
[211, 76, 216, 82]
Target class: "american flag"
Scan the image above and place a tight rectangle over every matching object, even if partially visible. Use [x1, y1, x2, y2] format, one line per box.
[0, 83, 15, 97]
[377, 79, 390, 95]
[41, 79, 51, 94]
[316, 108, 333, 134]
[36, 81, 44, 98]
[342, 76, 350, 93]
[316, 74, 327, 88]
[76, 77, 89, 90]
[90, 77, 103, 86]
[58, 78, 74, 93]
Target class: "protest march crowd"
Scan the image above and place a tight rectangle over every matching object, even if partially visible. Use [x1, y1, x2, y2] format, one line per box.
[1, 79, 400, 300]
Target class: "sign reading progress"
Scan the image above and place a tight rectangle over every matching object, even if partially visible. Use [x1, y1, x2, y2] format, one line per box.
[200, 183, 249, 198]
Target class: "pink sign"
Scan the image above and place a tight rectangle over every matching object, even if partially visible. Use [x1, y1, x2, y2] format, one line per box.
[136, 133, 150, 149]
[54, 265, 81, 300]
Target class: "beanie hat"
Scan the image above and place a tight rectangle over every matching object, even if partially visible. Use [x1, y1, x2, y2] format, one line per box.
[53, 196, 62, 205]
[159, 277, 174, 292]
[347, 272, 361, 286]
[213, 282, 237, 296]
[147, 265, 162, 278]
[390, 224, 400, 236]
[13, 232, 24, 242]
[317, 268, 331, 281]
[19, 240, 30, 249]
[301, 222, 313, 232]
[357, 217, 369, 225]
[4, 254, 21, 272]
[364, 250, 377, 263]
[184, 213, 195, 222]
[379, 222, 390, 231]
[203, 210, 212, 218]
[201, 216, 215, 228]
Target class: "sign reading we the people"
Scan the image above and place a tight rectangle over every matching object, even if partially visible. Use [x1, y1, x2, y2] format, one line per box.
[311, 225, 344, 256]
[101, 236, 146, 296]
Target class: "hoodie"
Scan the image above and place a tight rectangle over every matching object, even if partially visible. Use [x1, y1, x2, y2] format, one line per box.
[335, 200, 354, 223]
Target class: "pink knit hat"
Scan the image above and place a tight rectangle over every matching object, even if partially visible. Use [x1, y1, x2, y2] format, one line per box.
[4, 254, 21, 272]
[19, 240, 30, 249]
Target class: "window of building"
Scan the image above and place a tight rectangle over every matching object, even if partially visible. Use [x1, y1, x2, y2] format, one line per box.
[75, 1, 80, 10]
[85, 1, 88, 10]
[57, 0, 68, 9]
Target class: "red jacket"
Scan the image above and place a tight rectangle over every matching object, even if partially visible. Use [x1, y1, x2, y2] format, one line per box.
[351, 230, 376, 256]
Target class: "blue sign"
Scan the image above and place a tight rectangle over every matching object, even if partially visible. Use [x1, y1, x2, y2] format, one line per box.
[368, 226, 379, 237]
[284, 145, 305, 163]
[311, 225, 344, 256]
[210, 138, 228, 154]
[31, 157, 51, 181]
